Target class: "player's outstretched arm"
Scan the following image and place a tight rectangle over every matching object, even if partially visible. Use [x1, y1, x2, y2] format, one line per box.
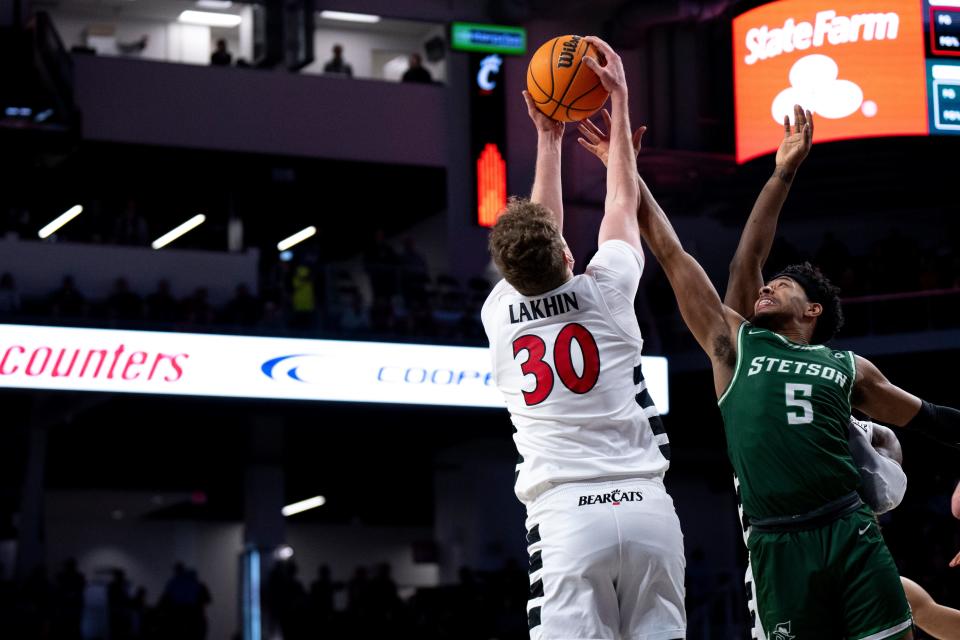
[853, 356, 960, 448]
[582, 36, 642, 254]
[635, 174, 743, 396]
[725, 105, 813, 317]
[523, 90, 565, 231]
[952, 481, 960, 520]
[901, 577, 960, 639]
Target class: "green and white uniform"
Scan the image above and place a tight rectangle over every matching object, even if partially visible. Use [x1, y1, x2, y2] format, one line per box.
[720, 323, 911, 640]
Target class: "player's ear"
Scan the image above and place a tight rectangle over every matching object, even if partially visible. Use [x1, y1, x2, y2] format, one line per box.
[806, 302, 823, 319]
[563, 246, 575, 270]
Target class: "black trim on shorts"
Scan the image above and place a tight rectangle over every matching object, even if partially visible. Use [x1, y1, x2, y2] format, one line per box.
[529, 578, 544, 599]
[528, 606, 542, 630]
[526, 524, 540, 545]
[529, 550, 542, 573]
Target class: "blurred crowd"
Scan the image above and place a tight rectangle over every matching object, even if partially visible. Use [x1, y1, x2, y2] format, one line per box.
[0, 232, 490, 344]
[0, 557, 533, 640]
[1, 560, 212, 640]
[4, 201, 960, 349]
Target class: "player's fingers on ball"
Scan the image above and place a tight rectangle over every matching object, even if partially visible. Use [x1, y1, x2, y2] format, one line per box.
[584, 35, 614, 56]
[582, 56, 603, 74]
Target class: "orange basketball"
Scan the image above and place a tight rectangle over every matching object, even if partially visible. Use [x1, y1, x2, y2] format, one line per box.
[526, 35, 609, 123]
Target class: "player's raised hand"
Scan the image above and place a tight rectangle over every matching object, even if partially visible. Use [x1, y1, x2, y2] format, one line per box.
[776, 104, 813, 176]
[577, 109, 645, 167]
[950, 550, 960, 568]
[522, 90, 564, 138]
[582, 36, 627, 98]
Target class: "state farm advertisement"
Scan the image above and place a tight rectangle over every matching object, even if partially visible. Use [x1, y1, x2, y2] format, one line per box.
[0, 324, 670, 412]
[733, 0, 929, 162]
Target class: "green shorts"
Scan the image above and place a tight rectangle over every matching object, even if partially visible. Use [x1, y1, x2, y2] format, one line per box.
[747, 505, 912, 639]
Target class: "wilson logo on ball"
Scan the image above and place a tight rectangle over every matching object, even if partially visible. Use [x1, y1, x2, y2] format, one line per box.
[527, 34, 609, 122]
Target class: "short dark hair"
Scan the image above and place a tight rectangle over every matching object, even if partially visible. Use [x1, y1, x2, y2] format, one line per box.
[488, 198, 568, 296]
[772, 262, 844, 344]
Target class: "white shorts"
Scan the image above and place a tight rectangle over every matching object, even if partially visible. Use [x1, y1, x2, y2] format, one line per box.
[525, 477, 686, 640]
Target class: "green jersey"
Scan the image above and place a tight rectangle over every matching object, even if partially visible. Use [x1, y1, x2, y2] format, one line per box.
[718, 322, 860, 520]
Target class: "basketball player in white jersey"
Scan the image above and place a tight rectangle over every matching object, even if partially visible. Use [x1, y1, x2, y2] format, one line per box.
[481, 36, 685, 640]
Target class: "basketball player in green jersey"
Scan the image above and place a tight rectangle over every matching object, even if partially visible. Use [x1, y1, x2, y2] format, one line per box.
[578, 106, 960, 639]
[576, 115, 960, 639]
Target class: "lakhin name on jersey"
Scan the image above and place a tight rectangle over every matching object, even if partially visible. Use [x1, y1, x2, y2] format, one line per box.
[747, 356, 849, 387]
[509, 292, 579, 324]
[578, 488, 643, 507]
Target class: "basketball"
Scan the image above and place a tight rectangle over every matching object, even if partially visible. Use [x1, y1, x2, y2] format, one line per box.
[526, 35, 610, 123]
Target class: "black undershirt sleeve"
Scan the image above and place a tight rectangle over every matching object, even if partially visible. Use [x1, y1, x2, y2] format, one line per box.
[905, 400, 960, 448]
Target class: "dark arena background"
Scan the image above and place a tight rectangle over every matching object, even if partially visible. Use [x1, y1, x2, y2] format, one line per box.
[1, 0, 958, 638]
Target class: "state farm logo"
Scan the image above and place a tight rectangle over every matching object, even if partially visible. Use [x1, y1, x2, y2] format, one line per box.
[745, 9, 900, 64]
[0, 343, 188, 382]
[771, 54, 873, 123]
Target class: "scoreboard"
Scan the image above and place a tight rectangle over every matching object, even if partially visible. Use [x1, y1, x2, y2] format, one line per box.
[733, 0, 960, 162]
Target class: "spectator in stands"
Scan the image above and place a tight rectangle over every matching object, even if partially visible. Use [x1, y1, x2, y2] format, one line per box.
[210, 39, 232, 66]
[106, 278, 143, 323]
[182, 288, 214, 325]
[50, 276, 86, 318]
[52, 558, 86, 640]
[146, 279, 180, 324]
[339, 291, 370, 333]
[0, 272, 20, 316]
[290, 265, 317, 329]
[323, 44, 353, 77]
[224, 283, 261, 326]
[363, 229, 399, 301]
[107, 568, 132, 640]
[399, 236, 429, 306]
[309, 565, 336, 623]
[401, 53, 432, 83]
[112, 200, 149, 246]
[160, 563, 208, 640]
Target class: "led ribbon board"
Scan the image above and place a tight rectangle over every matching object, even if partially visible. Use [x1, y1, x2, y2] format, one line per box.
[0, 324, 670, 412]
[733, 0, 960, 163]
[451, 23, 526, 55]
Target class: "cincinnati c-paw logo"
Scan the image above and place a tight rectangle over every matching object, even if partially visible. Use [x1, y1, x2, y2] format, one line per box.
[578, 488, 643, 507]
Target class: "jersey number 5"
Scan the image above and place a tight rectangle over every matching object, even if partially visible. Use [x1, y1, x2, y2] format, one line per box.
[785, 383, 814, 425]
[512, 323, 600, 406]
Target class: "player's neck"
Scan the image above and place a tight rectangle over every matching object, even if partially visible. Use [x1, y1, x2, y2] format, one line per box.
[761, 317, 812, 345]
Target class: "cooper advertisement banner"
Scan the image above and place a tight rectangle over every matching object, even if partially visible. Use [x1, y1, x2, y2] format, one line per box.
[733, 0, 938, 162]
[0, 324, 670, 413]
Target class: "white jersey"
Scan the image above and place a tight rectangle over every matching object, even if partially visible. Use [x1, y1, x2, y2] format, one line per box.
[481, 240, 670, 505]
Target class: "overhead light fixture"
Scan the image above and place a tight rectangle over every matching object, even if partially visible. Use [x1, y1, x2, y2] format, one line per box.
[178, 10, 242, 27]
[196, 0, 233, 8]
[152, 214, 206, 250]
[277, 226, 317, 252]
[38, 205, 83, 239]
[281, 495, 326, 517]
[274, 545, 295, 560]
[319, 10, 380, 23]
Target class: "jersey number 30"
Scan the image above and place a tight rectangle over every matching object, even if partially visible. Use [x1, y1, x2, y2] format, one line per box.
[512, 323, 600, 406]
